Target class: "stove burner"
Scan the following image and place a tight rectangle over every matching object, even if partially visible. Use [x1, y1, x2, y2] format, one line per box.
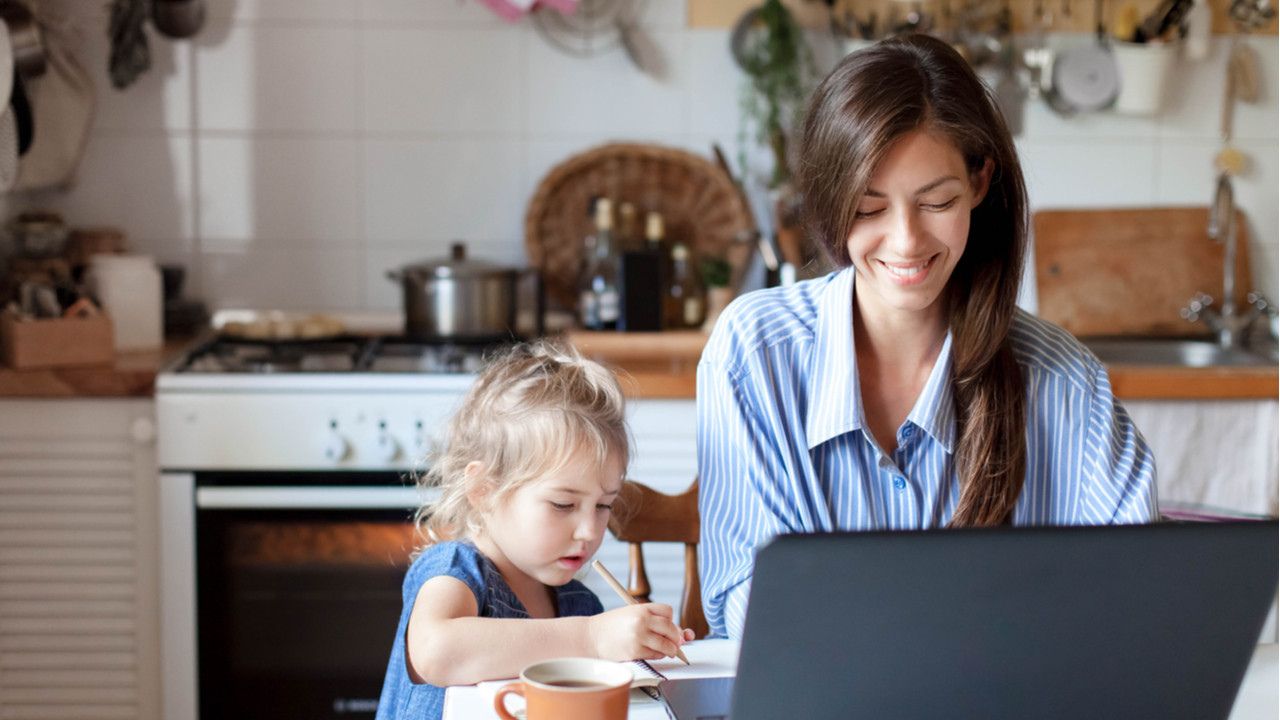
[175, 335, 514, 374]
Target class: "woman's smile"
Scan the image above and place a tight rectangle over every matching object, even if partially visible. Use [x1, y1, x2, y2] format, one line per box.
[878, 255, 938, 285]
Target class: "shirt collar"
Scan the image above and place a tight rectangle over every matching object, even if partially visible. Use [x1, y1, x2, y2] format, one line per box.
[908, 331, 956, 453]
[805, 268, 862, 449]
[804, 267, 956, 454]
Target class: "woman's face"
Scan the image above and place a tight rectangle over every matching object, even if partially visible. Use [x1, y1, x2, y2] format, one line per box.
[845, 129, 991, 323]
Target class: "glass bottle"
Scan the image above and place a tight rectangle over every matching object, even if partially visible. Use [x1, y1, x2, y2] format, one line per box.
[582, 197, 620, 330]
[576, 228, 598, 329]
[666, 242, 705, 330]
[644, 210, 664, 254]
[617, 201, 640, 253]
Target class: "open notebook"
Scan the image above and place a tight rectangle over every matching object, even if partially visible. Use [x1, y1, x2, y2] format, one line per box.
[477, 639, 737, 706]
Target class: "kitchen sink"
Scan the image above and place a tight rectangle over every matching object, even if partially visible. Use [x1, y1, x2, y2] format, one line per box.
[1081, 338, 1279, 368]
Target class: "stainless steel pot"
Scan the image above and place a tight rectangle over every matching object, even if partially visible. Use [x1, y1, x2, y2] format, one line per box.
[387, 242, 520, 340]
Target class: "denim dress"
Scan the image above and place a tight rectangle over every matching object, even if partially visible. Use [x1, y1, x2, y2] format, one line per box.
[373, 541, 603, 720]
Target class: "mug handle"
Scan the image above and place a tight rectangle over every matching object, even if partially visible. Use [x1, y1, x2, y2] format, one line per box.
[493, 682, 525, 720]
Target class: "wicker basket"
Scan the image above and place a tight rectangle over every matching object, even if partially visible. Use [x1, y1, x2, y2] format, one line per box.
[525, 143, 755, 312]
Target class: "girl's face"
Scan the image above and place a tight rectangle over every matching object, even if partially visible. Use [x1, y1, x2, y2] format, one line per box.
[845, 129, 992, 323]
[473, 445, 624, 592]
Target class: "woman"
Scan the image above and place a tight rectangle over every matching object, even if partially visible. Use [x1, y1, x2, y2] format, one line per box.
[696, 34, 1157, 640]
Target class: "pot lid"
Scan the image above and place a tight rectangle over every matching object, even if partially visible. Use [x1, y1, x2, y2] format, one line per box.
[1052, 42, 1119, 112]
[403, 242, 517, 279]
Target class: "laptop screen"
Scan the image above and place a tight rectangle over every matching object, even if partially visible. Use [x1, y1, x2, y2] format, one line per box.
[724, 521, 1277, 720]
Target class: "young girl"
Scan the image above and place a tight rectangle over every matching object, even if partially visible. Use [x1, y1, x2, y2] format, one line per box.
[697, 33, 1159, 639]
[375, 340, 692, 720]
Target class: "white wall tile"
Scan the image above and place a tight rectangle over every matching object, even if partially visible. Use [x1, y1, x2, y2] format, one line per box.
[361, 0, 507, 24]
[34, 135, 196, 247]
[1154, 139, 1224, 204]
[205, 0, 359, 21]
[195, 23, 359, 131]
[202, 247, 364, 310]
[79, 25, 194, 131]
[1233, 37, 1279, 142]
[364, 138, 525, 258]
[362, 26, 524, 134]
[527, 28, 686, 136]
[1157, 39, 1232, 140]
[198, 137, 361, 245]
[641, 0, 688, 29]
[687, 29, 740, 137]
[1019, 139, 1159, 209]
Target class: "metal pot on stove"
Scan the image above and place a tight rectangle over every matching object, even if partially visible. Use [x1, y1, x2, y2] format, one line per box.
[387, 242, 520, 340]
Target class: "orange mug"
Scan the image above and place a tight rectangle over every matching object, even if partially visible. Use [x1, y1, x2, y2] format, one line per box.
[493, 657, 632, 720]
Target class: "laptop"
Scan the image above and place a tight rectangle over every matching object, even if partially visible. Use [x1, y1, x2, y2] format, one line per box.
[662, 520, 1278, 720]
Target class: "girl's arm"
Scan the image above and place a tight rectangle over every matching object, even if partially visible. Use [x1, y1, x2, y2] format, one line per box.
[404, 575, 691, 687]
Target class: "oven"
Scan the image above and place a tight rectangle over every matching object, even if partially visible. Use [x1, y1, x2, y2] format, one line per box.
[156, 334, 475, 720]
[161, 470, 432, 719]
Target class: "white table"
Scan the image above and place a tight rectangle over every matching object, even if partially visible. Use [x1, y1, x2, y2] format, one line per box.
[445, 641, 1279, 720]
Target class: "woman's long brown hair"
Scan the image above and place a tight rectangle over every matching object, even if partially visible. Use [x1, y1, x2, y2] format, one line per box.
[795, 33, 1028, 527]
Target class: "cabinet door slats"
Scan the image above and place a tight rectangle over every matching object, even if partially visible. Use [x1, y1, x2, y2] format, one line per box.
[1, 634, 135, 652]
[0, 618, 137, 635]
[0, 564, 137, 582]
[0, 547, 135, 565]
[0, 400, 159, 720]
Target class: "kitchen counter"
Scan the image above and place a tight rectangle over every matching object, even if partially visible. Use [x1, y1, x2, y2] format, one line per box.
[0, 336, 194, 397]
[0, 330, 1274, 400]
[567, 331, 1280, 400]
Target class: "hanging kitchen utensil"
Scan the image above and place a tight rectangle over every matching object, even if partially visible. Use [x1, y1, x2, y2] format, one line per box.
[152, 0, 205, 40]
[13, 20, 95, 192]
[531, 0, 663, 77]
[0, 105, 17, 193]
[10, 69, 31, 155]
[107, 0, 149, 89]
[0, 1, 46, 79]
[1048, 0, 1118, 114]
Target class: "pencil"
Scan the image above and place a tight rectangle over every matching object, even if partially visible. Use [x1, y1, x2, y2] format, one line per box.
[591, 559, 691, 665]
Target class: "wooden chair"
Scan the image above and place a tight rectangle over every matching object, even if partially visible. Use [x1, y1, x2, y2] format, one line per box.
[607, 478, 709, 639]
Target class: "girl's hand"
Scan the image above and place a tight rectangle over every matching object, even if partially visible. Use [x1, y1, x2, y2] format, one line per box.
[588, 603, 691, 661]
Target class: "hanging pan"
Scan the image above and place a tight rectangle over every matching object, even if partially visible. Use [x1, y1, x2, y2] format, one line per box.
[1048, 0, 1119, 115]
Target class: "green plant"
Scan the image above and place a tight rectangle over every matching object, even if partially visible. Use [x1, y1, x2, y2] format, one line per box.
[701, 255, 732, 288]
[735, 0, 816, 188]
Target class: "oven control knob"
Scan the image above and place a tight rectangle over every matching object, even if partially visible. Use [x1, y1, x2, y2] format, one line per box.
[324, 432, 350, 463]
[373, 431, 400, 462]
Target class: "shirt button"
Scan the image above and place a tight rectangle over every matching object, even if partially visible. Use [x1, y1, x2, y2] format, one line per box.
[902, 425, 915, 438]
[893, 477, 906, 490]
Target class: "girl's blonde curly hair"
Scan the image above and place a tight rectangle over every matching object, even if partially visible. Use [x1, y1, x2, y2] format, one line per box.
[413, 340, 630, 554]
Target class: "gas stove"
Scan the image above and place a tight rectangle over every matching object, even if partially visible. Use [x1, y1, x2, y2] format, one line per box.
[156, 332, 515, 471]
[170, 335, 501, 375]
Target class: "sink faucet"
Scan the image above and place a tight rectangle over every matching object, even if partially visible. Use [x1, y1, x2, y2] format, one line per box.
[1181, 173, 1275, 347]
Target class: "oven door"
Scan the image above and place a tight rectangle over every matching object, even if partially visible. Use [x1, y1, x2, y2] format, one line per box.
[162, 471, 431, 720]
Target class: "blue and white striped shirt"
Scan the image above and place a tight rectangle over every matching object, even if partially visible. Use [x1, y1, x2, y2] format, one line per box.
[696, 267, 1158, 639]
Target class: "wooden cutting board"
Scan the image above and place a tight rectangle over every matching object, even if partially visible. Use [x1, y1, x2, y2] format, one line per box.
[1034, 207, 1251, 337]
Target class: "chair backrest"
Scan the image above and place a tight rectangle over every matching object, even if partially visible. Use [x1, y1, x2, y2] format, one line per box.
[607, 478, 708, 639]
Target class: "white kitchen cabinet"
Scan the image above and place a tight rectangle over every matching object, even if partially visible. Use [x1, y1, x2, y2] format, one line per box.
[0, 399, 160, 720]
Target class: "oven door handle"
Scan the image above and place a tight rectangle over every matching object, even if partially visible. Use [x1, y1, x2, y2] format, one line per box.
[195, 486, 438, 509]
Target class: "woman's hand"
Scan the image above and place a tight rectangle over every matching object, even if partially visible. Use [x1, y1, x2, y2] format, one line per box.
[587, 603, 694, 661]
